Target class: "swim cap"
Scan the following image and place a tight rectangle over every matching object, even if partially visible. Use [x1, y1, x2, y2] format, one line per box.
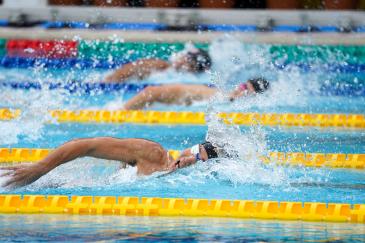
[190, 144, 200, 156]
[201, 141, 218, 159]
[186, 49, 212, 72]
[247, 77, 270, 93]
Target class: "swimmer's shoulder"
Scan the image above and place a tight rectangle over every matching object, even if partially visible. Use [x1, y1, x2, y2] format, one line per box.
[131, 138, 164, 149]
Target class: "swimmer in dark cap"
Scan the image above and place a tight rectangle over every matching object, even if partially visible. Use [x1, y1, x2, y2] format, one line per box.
[105, 48, 212, 82]
[174, 141, 220, 169]
[1, 137, 222, 188]
[123, 77, 270, 110]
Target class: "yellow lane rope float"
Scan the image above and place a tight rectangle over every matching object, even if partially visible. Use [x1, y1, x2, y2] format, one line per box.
[1, 108, 364, 128]
[0, 109, 20, 120]
[0, 194, 364, 223]
[1, 148, 364, 169]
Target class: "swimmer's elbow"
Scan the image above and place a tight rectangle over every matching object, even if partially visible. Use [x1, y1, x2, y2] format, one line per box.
[65, 138, 102, 158]
[62, 140, 84, 159]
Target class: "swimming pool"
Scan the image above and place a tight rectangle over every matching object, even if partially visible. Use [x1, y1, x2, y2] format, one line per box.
[2, 214, 365, 242]
[0, 39, 365, 241]
[1, 214, 365, 242]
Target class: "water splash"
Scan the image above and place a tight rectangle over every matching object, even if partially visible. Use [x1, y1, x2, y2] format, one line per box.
[210, 36, 271, 80]
[0, 158, 138, 192]
[0, 37, 353, 196]
[196, 37, 325, 188]
[0, 68, 76, 145]
[0, 89, 60, 144]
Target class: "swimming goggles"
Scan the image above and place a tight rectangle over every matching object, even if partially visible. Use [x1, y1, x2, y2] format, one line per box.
[190, 144, 202, 161]
[190, 142, 218, 161]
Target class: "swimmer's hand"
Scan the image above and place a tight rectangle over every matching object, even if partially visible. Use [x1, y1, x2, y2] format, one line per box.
[156, 160, 180, 178]
[167, 160, 180, 172]
[0, 163, 46, 188]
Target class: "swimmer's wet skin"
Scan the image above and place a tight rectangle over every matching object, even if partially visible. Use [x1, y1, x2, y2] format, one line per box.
[123, 77, 270, 110]
[105, 48, 212, 83]
[0, 137, 219, 188]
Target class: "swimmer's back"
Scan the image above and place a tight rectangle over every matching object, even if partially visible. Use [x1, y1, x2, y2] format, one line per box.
[160, 84, 217, 103]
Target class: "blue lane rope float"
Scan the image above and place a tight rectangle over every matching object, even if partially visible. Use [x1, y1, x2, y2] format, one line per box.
[318, 84, 365, 97]
[42, 21, 167, 30]
[0, 79, 364, 97]
[197, 24, 257, 32]
[356, 26, 365, 32]
[0, 20, 8, 27]
[0, 19, 361, 32]
[272, 62, 365, 73]
[97, 22, 167, 30]
[0, 80, 151, 93]
[1, 56, 364, 73]
[41, 21, 91, 29]
[0, 56, 129, 69]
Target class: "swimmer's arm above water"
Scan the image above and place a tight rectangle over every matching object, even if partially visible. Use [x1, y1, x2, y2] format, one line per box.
[104, 59, 170, 83]
[123, 84, 215, 110]
[123, 86, 166, 110]
[1, 137, 137, 188]
[124, 85, 186, 110]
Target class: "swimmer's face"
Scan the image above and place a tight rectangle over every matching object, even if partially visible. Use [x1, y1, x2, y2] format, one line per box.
[229, 81, 256, 101]
[173, 145, 209, 170]
[246, 81, 256, 94]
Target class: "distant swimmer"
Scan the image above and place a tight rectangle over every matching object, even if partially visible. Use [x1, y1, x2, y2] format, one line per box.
[123, 77, 270, 110]
[1, 137, 222, 188]
[104, 47, 211, 82]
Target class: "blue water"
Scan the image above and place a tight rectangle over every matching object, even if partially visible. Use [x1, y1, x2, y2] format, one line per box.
[0, 41, 365, 241]
[1, 124, 365, 204]
[1, 214, 365, 242]
[1, 66, 365, 113]
[3, 89, 365, 113]
[3, 124, 365, 154]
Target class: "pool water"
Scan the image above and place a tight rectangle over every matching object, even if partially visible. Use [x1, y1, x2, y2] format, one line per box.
[0, 41, 365, 240]
[1, 214, 365, 242]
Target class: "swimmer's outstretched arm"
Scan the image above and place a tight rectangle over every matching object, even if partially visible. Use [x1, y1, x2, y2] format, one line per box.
[104, 59, 170, 83]
[123, 86, 164, 110]
[1, 137, 138, 188]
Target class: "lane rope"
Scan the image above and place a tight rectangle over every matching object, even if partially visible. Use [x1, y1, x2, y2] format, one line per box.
[1, 109, 364, 128]
[1, 79, 364, 96]
[0, 194, 364, 223]
[1, 148, 364, 169]
[0, 56, 363, 72]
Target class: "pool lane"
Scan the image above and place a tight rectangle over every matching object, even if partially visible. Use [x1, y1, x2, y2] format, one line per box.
[0, 123, 363, 154]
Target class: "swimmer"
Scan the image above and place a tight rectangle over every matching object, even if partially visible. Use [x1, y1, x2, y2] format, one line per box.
[104, 48, 211, 82]
[123, 77, 270, 110]
[1, 137, 221, 188]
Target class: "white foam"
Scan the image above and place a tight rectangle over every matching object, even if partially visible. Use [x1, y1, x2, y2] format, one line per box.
[0, 88, 69, 145]
[25, 158, 138, 190]
[102, 97, 126, 110]
[0, 37, 333, 191]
